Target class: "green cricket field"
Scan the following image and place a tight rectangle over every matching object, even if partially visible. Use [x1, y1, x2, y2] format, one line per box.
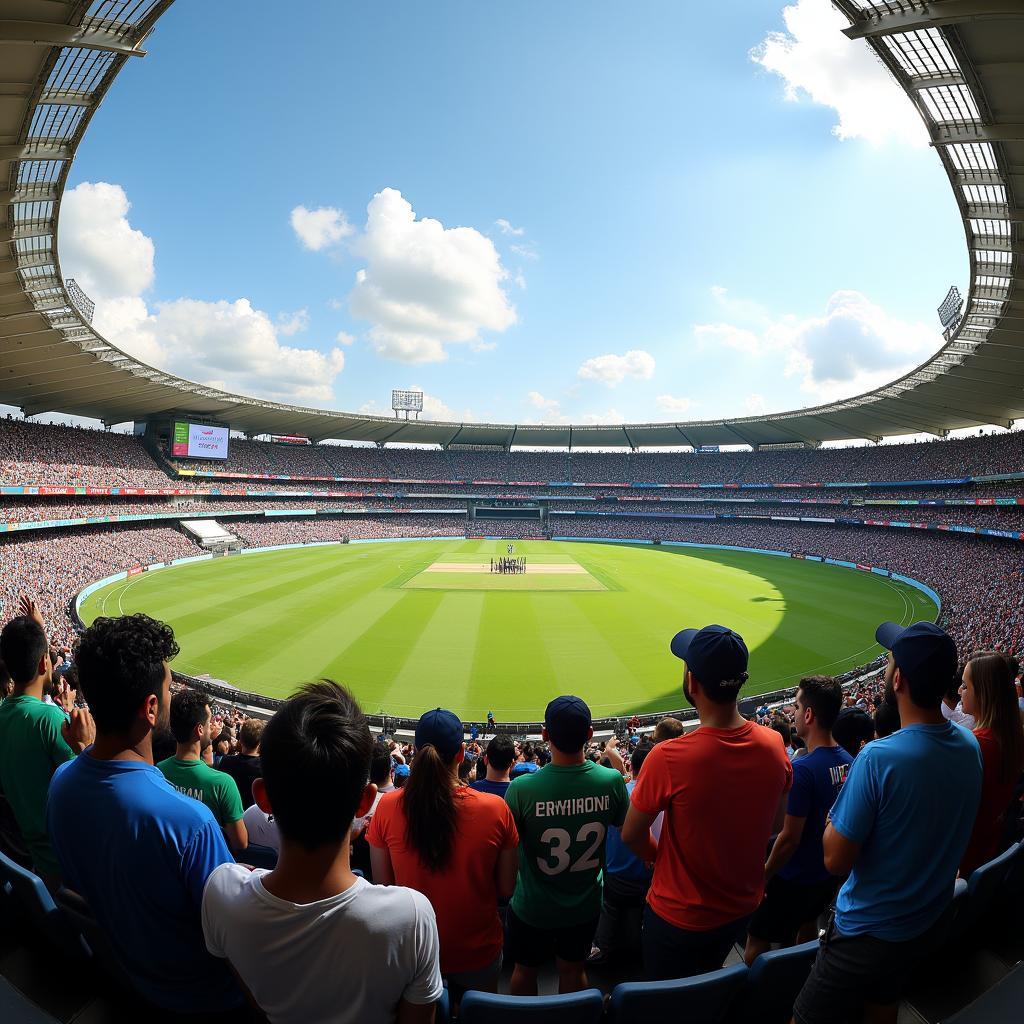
[78, 539, 937, 720]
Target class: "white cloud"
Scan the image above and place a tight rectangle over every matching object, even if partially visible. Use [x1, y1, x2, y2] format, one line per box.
[751, 0, 926, 146]
[276, 308, 309, 336]
[744, 393, 767, 415]
[495, 218, 525, 236]
[580, 409, 625, 425]
[655, 394, 693, 415]
[61, 181, 347, 404]
[349, 188, 517, 363]
[60, 182, 155, 300]
[526, 391, 570, 424]
[577, 349, 656, 387]
[510, 243, 538, 261]
[336, 331, 356, 345]
[696, 289, 942, 405]
[103, 298, 346, 403]
[290, 205, 354, 251]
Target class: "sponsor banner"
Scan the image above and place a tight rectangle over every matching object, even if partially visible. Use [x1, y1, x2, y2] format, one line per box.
[791, 552, 804, 559]
[127, 565, 143, 576]
[856, 564, 872, 571]
[145, 562, 165, 571]
[826, 558, 857, 569]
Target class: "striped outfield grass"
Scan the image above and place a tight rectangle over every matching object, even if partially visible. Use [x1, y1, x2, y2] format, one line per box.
[80, 539, 937, 721]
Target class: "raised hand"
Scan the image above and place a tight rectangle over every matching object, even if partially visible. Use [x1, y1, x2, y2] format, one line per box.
[18, 594, 46, 632]
[62, 704, 96, 754]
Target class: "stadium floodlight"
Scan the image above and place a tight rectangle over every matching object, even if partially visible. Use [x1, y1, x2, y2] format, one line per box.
[937, 285, 964, 335]
[391, 389, 424, 420]
[66, 278, 95, 324]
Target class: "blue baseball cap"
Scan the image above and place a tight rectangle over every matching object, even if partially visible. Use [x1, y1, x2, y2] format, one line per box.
[670, 624, 749, 684]
[415, 708, 464, 760]
[393, 763, 410, 778]
[545, 695, 592, 753]
[875, 621, 957, 693]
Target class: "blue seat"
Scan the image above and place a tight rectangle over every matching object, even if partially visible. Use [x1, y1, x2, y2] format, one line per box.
[0, 849, 85, 959]
[239, 843, 278, 869]
[608, 962, 747, 1024]
[955, 842, 1021, 939]
[945, 960, 1024, 1024]
[733, 940, 819, 1024]
[459, 988, 604, 1024]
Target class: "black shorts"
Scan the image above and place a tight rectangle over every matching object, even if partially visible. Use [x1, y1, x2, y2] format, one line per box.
[506, 908, 599, 968]
[793, 910, 948, 1024]
[748, 875, 839, 945]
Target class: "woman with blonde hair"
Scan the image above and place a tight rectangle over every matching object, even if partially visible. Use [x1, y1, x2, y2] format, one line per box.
[958, 651, 1024, 875]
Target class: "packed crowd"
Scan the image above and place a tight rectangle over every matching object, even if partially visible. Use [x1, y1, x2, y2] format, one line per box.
[1, 602, 1020, 1024]
[231, 516, 467, 548]
[10, 417, 1017, 490]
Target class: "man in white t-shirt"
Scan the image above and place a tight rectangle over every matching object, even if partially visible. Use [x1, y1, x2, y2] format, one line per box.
[202, 681, 442, 1023]
[241, 803, 280, 852]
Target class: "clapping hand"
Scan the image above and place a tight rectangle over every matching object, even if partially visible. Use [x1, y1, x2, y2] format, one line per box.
[61, 702, 96, 754]
[18, 594, 46, 633]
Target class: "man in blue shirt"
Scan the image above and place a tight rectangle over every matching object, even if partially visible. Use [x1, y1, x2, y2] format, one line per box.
[471, 734, 515, 798]
[47, 614, 243, 1016]
[745, 676, 852, 964]
[793, 622, 982, 1024]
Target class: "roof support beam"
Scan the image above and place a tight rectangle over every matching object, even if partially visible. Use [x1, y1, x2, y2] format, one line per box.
[931, 124, 1024, 145]
[843, 1, 1024, 40]
[0, 21, 148, 57]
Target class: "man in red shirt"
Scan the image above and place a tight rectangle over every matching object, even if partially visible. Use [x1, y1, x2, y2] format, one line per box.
[623, 624, 792, 980]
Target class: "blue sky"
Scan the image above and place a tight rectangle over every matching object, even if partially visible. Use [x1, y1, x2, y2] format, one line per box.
[58, 0, 965, 429]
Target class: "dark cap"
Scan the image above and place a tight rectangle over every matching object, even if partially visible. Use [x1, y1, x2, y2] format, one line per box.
[544, 695, 592, 753]
[414, 707, 464, 761]
[670, 624, 749, 684]
[875, 621, 957, 692]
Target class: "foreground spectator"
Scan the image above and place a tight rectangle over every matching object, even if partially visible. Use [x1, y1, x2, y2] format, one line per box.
[369, 709, 518, 994]
[217, 717, 264, 809]
[47, 615, 243, 1016]
[505, 696, 629, 995]
[158, 690, 248, 853]
[623, 625, 792, 980]
[0, 597, 93, 881]
[470, 734, 515, 798]
[958, 651, 1024, 875]
[832, 706, 875, 759]
[745, 676, 852, 964]
[203, 681, 443, 1023]
[793, 622, 983, 1024]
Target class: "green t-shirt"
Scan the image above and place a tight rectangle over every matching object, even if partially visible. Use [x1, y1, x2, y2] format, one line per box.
[157, 757, 244, 826]
[506, 760, 629, 928]
[0, 695, 75, 877]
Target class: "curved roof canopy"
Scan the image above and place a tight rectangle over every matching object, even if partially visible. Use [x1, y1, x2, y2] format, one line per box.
[1, 0, 1022, 447]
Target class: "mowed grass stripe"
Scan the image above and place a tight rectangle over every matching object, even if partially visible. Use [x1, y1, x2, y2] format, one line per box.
[79, 540, 937, 719]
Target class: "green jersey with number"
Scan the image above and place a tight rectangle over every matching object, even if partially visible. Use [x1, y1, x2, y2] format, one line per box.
[505, 760, 629, 927]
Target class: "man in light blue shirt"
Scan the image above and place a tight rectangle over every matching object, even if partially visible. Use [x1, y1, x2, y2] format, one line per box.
[47, 614, 242, 1016]
[793, 621, 982, 1024]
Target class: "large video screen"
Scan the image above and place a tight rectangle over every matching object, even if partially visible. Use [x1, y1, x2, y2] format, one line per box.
[170, 421, 230, 460]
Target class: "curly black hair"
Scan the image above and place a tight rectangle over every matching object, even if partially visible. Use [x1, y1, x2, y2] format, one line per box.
[75, 614, 179, 734]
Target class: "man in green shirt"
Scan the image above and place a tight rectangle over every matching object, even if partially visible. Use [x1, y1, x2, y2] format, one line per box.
[0, 596, 94, 881]
[157, 690, 247, 853]
[505, 695, 628, 996]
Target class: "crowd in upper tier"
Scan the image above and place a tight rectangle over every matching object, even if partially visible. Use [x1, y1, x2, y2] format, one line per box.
[4, 416, 1024, 488]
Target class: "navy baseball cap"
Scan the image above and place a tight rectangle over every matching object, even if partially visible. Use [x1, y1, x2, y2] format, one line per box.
[670, 624, 749, 684]
[415, 708, 464, 760]
[545, 695, 592, 753]
[875, 621, 957, 691]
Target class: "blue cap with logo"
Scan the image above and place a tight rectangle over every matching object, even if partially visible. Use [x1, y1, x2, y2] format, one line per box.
[415, 707, 464, 760]
[875, 620, 957, 692]
[670, 624, 749, 684]
[544, 695, 592, 753]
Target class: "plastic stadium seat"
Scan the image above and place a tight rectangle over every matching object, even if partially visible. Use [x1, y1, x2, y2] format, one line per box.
[733, 940, 819, 1024]
[955, 842, 1021, 940]
[459, 988, 604, 1024]
[239, 843, 278, 870]
[0, 850, 85, 959]
[943, 962, 1024, 1024]
[0, 977, 61, 1023]
[607, 962, 748, 1024]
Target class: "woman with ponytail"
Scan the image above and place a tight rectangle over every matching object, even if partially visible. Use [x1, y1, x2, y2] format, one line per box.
[958, 651, 1024, 875]
[368, 708, 519, 993]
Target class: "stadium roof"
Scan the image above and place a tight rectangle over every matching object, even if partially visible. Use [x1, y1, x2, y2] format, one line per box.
[1, 0, 1022, 448]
